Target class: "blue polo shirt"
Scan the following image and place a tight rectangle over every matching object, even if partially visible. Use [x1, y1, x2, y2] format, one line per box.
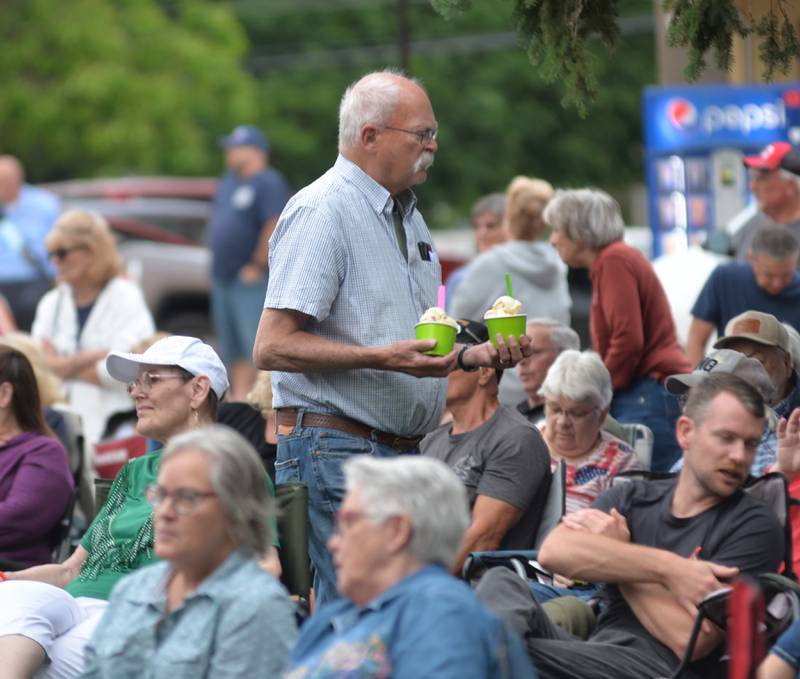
[208, 168, 289, 280]
[285, 565, 537, 678]
[0, 184, 60, 282]
[691, 261, 800, 335]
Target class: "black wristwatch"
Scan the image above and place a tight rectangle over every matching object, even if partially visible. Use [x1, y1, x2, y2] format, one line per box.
[457, 345, 479, 372]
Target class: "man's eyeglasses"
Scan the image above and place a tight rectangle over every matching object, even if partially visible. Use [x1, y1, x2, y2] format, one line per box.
[382, 126, 438, 144]
[146, 484, 216, 515]
[126, 371, 187, 396]
[47, 245, 87, 261]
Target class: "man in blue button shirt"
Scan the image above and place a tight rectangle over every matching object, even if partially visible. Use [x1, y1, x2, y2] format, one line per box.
[255, 70, 532, 605]
[0, 155, 60, 330]
[208, 125, 289, 400]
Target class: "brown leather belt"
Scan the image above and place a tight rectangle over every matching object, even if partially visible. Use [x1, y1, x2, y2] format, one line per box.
[276, 408, 423, 452]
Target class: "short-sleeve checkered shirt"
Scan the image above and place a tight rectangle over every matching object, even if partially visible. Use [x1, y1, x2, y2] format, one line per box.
[265, 155, 445, 437]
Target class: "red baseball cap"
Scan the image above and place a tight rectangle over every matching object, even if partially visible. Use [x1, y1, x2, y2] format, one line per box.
[743, 142, 793, 170]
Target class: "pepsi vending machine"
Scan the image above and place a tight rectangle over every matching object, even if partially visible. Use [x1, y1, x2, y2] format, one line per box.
[643, 83, 800, 257]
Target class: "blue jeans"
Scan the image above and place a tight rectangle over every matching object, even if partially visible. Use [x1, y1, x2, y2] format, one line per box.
[275, 411, 414, 606]
[529, 580, 601, 603]
[610, 375, 682, 472]
[211, 275, 268, 364]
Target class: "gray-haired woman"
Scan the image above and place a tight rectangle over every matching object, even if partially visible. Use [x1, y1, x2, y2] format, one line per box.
[539, 350, 641, 515]
[544, 188, 690, 472]
[81, 425, 297, 678]
[285, 455, 535, 678]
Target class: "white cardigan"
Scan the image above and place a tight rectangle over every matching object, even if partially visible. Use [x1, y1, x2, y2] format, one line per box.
[32, 277, 155, 445]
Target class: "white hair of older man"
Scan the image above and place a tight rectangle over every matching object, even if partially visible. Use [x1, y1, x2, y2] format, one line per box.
[527, 317, 581, 353]
[338, 69, 423, 152]
[343, 455, 470, 569]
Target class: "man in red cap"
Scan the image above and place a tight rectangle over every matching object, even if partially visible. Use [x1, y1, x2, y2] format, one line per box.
[729, 141, 800, 259]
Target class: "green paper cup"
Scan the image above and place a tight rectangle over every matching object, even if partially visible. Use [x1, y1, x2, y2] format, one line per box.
[485, 315, 527, 348]
[415, 322, 457, 356]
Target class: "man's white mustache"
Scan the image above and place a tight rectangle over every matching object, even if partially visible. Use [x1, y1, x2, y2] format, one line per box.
[414, 152, 435, 173]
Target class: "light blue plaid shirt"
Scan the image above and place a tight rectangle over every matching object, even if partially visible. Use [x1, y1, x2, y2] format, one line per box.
[265, 155, 445, 437]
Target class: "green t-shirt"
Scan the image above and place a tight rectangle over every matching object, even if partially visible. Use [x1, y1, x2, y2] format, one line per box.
[66, 449, 280, 601]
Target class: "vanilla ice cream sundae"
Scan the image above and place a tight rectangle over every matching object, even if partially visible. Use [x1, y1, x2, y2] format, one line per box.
[484, 296, 523, 319]
[419, 306, 459, 328]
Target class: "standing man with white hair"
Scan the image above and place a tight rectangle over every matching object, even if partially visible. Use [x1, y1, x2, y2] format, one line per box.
[254, 70, 531, 605]
[517, 318, 580, 424]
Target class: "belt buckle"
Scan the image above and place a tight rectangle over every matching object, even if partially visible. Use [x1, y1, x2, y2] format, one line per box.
[389, 436, 408, 450]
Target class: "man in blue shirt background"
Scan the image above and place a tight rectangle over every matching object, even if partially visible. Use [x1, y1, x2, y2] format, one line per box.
[0, 155, 60, 330]
[208, 125, 290, 400]
[686, 223, 800, 366]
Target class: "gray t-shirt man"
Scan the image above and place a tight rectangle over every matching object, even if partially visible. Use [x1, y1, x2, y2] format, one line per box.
[421, 405, 551, 549]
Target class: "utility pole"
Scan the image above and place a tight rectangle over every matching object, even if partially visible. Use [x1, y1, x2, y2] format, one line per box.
[396, 0, 410, 72]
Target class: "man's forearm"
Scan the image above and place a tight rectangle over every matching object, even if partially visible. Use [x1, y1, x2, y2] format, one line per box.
[538, 524, 673, 585]
[256, 325, 385, 373]
[686, 318, 714, 366]
[620, 582, 722, 661]
[451, 521, 506, 574]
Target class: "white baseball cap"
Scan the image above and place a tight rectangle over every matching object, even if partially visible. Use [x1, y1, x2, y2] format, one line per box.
[106, 335, 229, 399]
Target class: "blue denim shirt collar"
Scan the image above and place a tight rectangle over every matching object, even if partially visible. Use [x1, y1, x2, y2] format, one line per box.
[333, 154, 418, 218]
[123, 549, 250, 610]
[330, 564, 444, 633]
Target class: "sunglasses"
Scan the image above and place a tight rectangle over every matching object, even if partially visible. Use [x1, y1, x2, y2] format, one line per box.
[47, 245, 87, 261]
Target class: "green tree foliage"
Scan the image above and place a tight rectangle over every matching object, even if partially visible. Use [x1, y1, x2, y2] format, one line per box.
[434, 0, 800, 114]
[241, 0, 654, 223]
[664, 0, 800, 80]
[0, 0, 257, 181]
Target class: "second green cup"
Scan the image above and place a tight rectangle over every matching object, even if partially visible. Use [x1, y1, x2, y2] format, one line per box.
[485, 315, 527, 348]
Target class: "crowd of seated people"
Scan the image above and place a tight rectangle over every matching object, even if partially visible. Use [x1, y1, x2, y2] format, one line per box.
[0, 335, 241, 678]
[3, 167, 800, 679]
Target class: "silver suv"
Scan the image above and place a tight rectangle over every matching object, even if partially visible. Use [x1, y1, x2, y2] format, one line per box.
[44, 177, 217, 340]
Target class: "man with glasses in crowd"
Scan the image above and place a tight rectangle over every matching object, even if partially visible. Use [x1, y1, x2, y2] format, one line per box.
[729, 142, 800, 260]
[685, 223, 800, 365]
[254, 70, 530, 605]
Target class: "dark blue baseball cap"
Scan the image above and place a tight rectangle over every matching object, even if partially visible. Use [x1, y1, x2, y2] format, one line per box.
[221, 125, 269, 152]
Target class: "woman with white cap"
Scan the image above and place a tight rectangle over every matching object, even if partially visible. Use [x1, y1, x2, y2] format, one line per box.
[0, 335, 251, 679]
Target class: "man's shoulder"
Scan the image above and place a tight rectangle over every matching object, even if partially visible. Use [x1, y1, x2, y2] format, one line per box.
[19, 184, 60, 211]
[493, 405, 540, 434]
[721, 486, 784, 529]
[281, 165, 353, 215]
[711, 260, 750, 278]
[595, 475, 675, 511]
[419, 422, 453, 458]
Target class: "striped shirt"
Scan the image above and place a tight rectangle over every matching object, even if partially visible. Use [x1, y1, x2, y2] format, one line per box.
[265, 154, 445, 437]
[540, 428, 642, 514]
